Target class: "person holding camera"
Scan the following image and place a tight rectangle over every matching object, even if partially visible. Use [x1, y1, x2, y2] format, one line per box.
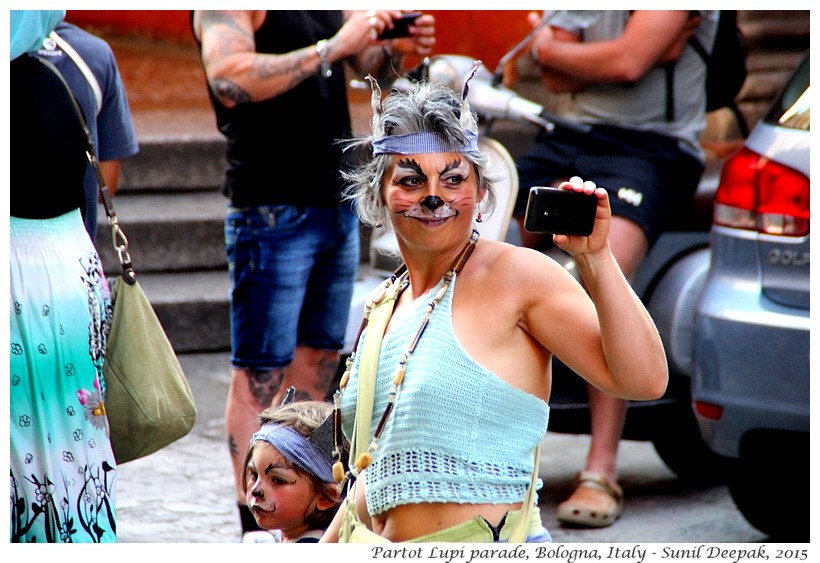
[320, 79, 667, 542]
[514, 10, 718, 528]
[191, 10, 435, 538]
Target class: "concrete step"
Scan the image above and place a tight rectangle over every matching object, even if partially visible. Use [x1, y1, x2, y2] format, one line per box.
[119, 134, 225, 193]
[122, 107, 225, 193]
[138, 270, 230, 354]
[97, 190, 227, 274]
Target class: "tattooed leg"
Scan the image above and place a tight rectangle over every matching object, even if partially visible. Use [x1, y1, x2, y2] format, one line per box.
[287, 346, 340, 402]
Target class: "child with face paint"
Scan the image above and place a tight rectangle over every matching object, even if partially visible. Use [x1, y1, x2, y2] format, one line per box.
[319, 71, 668, 543]
[241, 391, 343, 542]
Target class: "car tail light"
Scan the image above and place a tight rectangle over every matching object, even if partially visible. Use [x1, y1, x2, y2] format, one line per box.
[713, 146, 810, 236]
[694, 401, 723, 421]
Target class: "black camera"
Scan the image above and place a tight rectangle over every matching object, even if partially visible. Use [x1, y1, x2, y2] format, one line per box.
[524, 187, 598, 236]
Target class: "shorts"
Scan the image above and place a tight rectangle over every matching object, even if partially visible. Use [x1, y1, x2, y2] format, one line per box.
[225, 202, 359, 369]
[514, 124, 704, 245]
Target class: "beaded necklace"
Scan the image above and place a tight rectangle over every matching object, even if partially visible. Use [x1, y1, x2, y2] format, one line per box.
[331, 229, 480, 485]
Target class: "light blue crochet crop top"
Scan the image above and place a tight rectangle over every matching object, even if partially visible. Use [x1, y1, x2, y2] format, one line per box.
[340, 273, 550, 516]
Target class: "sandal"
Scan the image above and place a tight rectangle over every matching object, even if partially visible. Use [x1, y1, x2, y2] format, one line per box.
[556, 471, 623, 528]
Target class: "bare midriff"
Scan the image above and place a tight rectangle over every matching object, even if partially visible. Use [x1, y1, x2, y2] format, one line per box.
[370, 501, 523, 542]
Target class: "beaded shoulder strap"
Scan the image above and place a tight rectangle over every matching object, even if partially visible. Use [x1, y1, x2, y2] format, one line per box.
[349, 270, 407, 471]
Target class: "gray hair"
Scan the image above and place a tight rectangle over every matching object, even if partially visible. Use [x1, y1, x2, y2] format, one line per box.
[342, 81, 499, 227]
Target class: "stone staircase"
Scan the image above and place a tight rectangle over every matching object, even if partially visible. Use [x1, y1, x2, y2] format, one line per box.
[96, 9, 809, 359]
[96, 129, 233, 354]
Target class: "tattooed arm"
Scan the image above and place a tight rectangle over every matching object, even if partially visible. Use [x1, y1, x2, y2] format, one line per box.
[193, 10, 331, 108]
[192, 10, 436, 108]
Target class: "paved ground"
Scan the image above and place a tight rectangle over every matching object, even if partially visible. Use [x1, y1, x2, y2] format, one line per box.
[114, 352, 767, 544]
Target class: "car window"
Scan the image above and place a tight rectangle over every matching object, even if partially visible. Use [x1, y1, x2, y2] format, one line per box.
[764, 52, 810, 131]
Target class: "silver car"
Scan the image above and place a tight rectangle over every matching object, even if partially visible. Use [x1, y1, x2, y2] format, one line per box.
[691, 51, 810, 541]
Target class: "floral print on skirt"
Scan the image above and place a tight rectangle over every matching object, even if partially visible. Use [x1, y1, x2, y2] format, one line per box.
[10, 209, 117, 543]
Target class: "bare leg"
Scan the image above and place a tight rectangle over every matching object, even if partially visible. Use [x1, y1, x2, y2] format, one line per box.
[285, 346, 340, 403]
[226, 365, 284, 505]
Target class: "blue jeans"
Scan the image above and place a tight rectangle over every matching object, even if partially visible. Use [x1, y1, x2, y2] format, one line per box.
[225, 202, 359, 369]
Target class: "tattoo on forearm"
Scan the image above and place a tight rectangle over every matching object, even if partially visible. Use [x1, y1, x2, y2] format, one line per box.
[228, 434, 240, 459]
[212, 78, 251, 105]
[252, 51, 313, 90]
[200, 13, 255, 61]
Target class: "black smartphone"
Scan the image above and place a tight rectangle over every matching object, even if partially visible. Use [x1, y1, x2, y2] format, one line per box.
[378, 12, 422, 39]
[524, 187, 598, 236]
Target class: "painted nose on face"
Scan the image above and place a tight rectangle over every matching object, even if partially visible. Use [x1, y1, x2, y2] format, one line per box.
[251, 483, 264, 499]
[421, 195, 445, 211]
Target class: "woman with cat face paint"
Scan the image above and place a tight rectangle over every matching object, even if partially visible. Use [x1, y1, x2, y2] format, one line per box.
[320, 75, 668, 543]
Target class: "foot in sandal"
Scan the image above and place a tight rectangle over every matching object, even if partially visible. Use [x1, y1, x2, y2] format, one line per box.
[556, 471, 623, 528]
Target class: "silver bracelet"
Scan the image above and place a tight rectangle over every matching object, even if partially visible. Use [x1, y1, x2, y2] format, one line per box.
[315, 39, 331, 78]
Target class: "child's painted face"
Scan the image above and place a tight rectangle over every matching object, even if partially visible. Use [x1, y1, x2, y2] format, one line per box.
[244, 441, 321, 539]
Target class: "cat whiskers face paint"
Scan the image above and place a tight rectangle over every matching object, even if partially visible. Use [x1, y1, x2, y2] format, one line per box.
[402, 198, 459, 220]
[391, 157, 472, 222]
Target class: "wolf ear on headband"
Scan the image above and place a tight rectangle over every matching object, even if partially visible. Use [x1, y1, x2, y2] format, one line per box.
[459, 60, 481, 135]
[280, 385, 296, 406]
[366, 59, 484, 156]
[278, 385, 334, 459]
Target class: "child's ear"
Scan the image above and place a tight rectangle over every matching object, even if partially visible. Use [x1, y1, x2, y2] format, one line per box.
[316, 482, 341, 511]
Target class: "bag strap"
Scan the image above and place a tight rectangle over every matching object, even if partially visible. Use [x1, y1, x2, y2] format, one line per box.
[49, 30, 103, 116]
[349, 274, 405, 466]
[39, 56, 136, 285]
[507, 444, 541, 543]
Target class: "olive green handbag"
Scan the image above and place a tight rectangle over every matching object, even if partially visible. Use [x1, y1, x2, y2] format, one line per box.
[102, 273, 197, 464]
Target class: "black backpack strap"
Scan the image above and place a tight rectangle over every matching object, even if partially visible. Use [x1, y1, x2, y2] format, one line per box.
[666, 26, 710, 123]
[663, 62, 676, 122]
[687, 34, 709, 63]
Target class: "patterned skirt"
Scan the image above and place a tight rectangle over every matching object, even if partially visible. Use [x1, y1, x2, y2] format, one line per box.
[10, 209, 117, 543]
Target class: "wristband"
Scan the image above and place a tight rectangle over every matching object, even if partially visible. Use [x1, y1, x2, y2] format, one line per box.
[315, 39, 331, 78]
